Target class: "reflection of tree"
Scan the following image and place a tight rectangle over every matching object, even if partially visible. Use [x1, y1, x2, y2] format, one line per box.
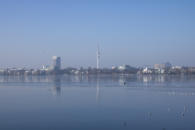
[52, 76, 61, 96]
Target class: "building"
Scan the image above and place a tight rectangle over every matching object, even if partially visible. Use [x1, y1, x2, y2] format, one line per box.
[118, 65, 133, 71]
[154, 62, 172, 74]
[154, 62, 172, 70]
[52, 56, 61, 70]
[142, 67, 153, 74]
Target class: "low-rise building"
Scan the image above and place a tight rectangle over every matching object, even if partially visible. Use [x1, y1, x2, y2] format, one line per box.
[142, 67, 153, 74]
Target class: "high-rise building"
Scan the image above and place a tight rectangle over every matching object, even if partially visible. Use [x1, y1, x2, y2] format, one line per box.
[154, 62, 172, 70]
[52, 56, 61, 70]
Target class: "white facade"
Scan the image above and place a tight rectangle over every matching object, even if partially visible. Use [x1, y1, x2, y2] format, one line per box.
[52, 56, 61, 70]
[142, 67, 153, 74]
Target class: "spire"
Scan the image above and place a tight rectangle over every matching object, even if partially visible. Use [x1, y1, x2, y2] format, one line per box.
[97, 44, 100, 69]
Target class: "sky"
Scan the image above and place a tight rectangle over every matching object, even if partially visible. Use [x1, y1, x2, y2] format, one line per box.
[0, 0, 195, 68]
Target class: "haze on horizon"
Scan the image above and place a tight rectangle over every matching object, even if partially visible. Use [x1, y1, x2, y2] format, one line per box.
[0, 0, 195, 68]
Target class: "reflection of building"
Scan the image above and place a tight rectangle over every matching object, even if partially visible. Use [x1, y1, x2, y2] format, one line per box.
[119, 76, 126, 86]
[52, 76, 61, 96]
[143, 75, 152, 83]
[52, 56, 61, 70]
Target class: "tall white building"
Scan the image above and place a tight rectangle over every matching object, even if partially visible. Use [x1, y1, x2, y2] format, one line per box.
[52, 56, 61, 70]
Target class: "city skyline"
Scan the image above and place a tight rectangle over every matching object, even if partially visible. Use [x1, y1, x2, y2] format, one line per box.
[0, 0, 195, 68]
[0, 55, 193, 69]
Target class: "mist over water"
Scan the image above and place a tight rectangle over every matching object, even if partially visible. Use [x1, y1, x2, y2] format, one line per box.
[0, 75, 195, 130]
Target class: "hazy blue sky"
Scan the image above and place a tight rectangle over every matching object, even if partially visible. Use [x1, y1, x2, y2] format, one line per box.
[0, 0, 195, 68]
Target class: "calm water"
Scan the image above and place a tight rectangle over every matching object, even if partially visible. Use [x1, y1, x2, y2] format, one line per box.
[0, 75, 195, 130]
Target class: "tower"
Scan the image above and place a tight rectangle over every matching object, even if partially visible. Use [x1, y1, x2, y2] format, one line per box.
[96, 44, 100, 69]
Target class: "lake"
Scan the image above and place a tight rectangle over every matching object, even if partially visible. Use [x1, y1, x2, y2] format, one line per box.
[0, 75, 195, 130]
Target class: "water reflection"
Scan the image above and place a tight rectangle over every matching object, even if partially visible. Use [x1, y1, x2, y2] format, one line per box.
[1, 75, 195, 96]
[96, 75, 100, 104]
[51, 76, 61, 96]
[0, 75, 195, 130]
[1, 74, 195, 84]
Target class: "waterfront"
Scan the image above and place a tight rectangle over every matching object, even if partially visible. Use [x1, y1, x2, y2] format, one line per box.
[0, 75, 195, 130]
